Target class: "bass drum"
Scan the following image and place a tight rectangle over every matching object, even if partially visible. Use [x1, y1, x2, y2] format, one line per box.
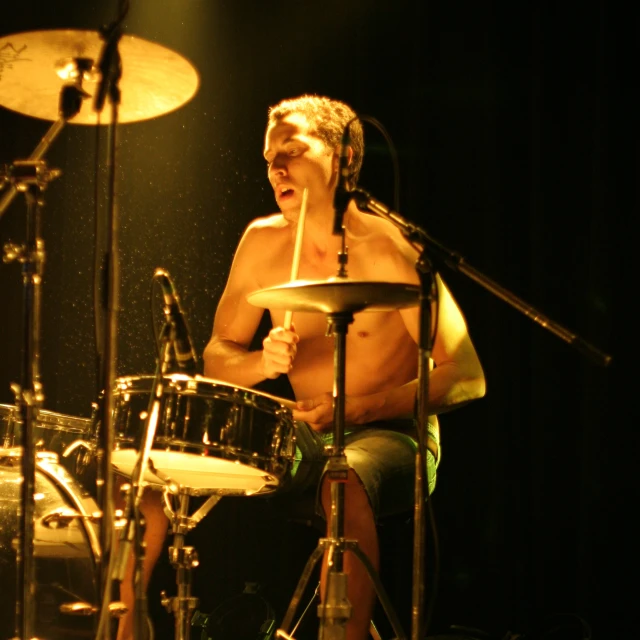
[0, 449, 100, 640]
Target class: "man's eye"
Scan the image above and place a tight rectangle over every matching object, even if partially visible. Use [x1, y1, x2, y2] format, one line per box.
[288, 148, 301, 156]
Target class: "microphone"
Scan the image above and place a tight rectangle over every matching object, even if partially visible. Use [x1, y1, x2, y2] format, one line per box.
[332, 123, 352, 235]
[154, 268, 198, 374]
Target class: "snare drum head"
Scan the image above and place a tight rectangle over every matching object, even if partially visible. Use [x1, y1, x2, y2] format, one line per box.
[0, 451, 99, 638]
[110, 375, 295, 495]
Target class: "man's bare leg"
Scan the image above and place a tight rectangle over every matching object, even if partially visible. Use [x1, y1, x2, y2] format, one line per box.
[115, 481, 169, 640]
[320, 469, 379, 640]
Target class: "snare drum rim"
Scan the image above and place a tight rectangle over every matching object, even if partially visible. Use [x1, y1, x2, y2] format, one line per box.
[113, 374, 294, 421]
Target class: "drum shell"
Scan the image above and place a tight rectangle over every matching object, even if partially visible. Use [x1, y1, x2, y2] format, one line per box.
[0, 404, 94, 479]
[0, 451, 100, 638]
[109, 375, 296, 494]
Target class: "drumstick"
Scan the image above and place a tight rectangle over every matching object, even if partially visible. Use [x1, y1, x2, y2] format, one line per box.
[283, 187, 308, 330]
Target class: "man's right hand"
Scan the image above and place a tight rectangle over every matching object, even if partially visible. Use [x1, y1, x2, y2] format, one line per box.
[261, 326, 299, 379]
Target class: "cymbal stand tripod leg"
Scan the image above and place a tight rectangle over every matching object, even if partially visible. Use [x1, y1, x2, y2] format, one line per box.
[278, 311, 407, 640]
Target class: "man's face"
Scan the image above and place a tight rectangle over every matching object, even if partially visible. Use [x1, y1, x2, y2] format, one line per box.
[263, 112, 338, 218]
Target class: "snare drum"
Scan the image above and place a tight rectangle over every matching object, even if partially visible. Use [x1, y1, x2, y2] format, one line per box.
[0, 449, 100, 639]
[110, 374, 295, 495]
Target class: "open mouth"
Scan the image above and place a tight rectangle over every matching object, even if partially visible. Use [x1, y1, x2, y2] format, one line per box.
[277, 185, 295, 201]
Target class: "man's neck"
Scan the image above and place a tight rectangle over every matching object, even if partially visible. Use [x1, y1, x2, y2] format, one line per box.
[293, 202, 344, 252]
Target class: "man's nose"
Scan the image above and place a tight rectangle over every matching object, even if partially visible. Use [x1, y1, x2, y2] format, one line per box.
[269, 154, 288, 175]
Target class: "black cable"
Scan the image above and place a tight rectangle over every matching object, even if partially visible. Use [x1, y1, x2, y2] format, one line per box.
[93, 117, 103, 400]
[357, 114, 402, 214]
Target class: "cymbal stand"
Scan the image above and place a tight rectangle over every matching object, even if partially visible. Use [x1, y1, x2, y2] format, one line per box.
[278, 309, 406, 640]
[0, 87, 85, 639]
[0, 80, 93, 640]
[1, 159, 60, 640]
[0, 72, 91, 220]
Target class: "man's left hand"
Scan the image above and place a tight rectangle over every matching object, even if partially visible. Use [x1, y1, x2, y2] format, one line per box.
[293, 392, 367, 432]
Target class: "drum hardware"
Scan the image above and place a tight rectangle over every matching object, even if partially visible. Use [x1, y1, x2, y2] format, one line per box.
[41, 507, 103, 529]
[0, 154, 63, 640]
[110, 318, 178, 640]
[160, 488, 224, 640]
[327, 181, 612, 639]
[0, 54, 101, 639]
[0, 29, 200, 125]
[109, 313, 219, 640]
[278, 583, 385, 640]
[59, 600, 129, 618]
[248, 272, 418, 640]
[0, 22, 200, 640]
[62, 437, 96, 476]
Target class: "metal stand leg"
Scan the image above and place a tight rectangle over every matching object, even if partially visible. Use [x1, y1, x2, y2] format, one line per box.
[160, 490, 222, 640]
[283, 582, 386, 640]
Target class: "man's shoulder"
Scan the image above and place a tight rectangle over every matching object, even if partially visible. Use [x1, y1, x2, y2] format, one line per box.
[238, 213, 288, 251]
[246, 213, 288, 234]
[355, 212, 414, 253]
[351, 212, 420, 279]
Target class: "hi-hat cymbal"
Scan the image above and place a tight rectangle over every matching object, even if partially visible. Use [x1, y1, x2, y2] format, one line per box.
[247, 278, 420, 314]
[0, 29, 199, 124]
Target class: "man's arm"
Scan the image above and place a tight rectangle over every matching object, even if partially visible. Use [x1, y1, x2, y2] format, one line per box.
[378, 228, 486, 419]
[398, 274, 485, 413]
[203, 222, 299, 387]
[294, 231, 486, 427]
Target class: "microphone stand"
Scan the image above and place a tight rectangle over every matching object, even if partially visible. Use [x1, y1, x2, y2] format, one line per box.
[348, 186, 612, 640]
[110, 320, 174, 640]
[0, 84, 84, 640]
[351, 187, 612, 367]
[91, 6, 128, 637]
[411, 250, 436, 640]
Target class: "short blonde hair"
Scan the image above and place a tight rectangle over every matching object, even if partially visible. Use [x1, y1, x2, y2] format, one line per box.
[268, 94, 364, 188]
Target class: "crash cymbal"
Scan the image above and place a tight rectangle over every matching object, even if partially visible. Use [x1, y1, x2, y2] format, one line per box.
[247, 278, 420, 314]
[0, 29, 199, 124]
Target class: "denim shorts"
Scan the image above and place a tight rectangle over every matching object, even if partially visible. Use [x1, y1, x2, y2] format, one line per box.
[272, 419, 440, 524]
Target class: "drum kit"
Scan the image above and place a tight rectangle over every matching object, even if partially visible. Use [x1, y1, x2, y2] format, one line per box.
[2, 16, 611, 640]
[0, 21, 434, 640]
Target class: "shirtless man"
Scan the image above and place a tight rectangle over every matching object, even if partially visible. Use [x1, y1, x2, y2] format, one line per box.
[201, 94, 486, 639]
[117, 94, 485, 640]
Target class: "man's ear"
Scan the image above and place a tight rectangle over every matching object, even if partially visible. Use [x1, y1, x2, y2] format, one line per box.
[333, 145, 354, 169]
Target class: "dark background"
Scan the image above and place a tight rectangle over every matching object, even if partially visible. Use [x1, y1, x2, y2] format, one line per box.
[0, 1, 634, 639]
